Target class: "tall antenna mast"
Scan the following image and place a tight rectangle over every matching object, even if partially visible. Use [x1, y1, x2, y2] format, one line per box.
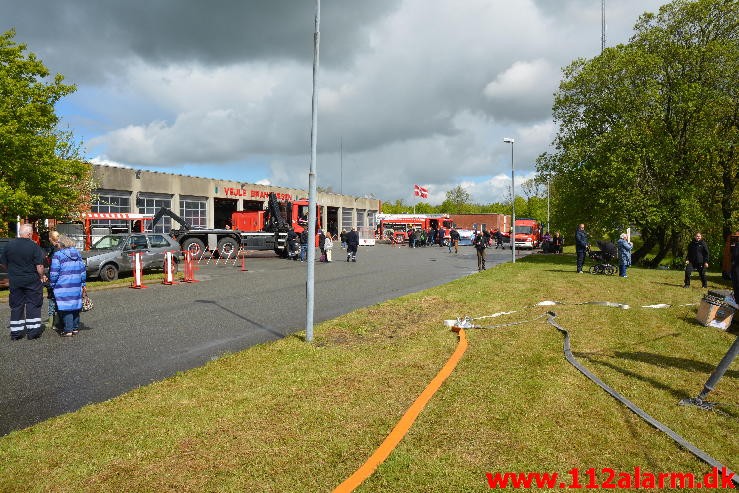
[601, 0, 606, 52]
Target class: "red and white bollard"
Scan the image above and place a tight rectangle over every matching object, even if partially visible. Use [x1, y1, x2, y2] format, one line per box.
[181, 251, 199, 283]
[162, 250, 178, 285]
[130, 251, 147, 289]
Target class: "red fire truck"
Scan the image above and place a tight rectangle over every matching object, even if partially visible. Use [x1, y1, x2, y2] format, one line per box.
[510, 218, 542, 249]
[378, 215, 454, 244]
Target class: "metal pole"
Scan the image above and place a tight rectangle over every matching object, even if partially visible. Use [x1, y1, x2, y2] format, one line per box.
[305, 0, 320, 343]
[601, 0, 606, 53]
[547, 175, 550, 233]
[679, 336, 739, 410]
[698, 336, 739, 400]
[504, 138, 515, 263]
[511, 142, 515, 263]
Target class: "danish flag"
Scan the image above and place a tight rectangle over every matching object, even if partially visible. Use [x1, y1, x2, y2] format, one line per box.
[414, 184, 429, 199]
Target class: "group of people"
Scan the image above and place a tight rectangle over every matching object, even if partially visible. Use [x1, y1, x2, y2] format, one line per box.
[575, 223, 634, 278]
[399, 227, 450, 248]
[540, 232, 564, 254]
[1, 225, 87, 340]
[288, 227, 360, 263]
[573, 224, 720, 288]
[471, 228, 509, 271]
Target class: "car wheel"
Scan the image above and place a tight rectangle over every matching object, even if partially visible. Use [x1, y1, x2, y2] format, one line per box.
[182, 238, 206, 260]
[99, 263, 119, 282]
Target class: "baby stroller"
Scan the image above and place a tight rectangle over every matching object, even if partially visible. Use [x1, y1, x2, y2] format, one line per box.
[588, 240, 617, 275]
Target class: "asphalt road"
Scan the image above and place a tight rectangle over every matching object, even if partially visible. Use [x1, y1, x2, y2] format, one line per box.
[0, 243, 525, 436]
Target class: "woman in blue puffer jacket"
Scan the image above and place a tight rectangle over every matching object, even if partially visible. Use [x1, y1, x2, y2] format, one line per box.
[50, 235, 86, 337]
[617, 233, 633, 278]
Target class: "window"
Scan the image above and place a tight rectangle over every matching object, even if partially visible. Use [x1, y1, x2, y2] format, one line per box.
[92, 190, 131, 232]
[137, 194, 172, 233]
[342, 208, 353, 230]
[148, 234, 171, 248]
[180, 196, 207, 229]
[92, 235, 124, 249]
[356, 209, 366, 228]
[126, 235, 149, 250]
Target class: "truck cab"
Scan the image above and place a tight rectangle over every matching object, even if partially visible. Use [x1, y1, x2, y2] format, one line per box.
[230, 198, 319, 235]
[513, 218, 541, 249]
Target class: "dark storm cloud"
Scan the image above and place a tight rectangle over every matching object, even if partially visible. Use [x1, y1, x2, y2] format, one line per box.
[1, 0, 401, 81]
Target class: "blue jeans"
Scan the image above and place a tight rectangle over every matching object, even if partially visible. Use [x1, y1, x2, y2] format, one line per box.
[300, 244, 308, 261]
[59, 310, 80, 333]
[619, 263, 627, 277]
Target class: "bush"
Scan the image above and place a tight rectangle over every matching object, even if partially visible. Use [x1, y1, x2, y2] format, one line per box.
[639, 256, 657, 268]
[670, 256, 685, 270]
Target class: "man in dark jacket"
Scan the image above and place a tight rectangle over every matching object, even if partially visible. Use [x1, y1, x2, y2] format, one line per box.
[0, 224, 47, 340]
[684, 232, 709, 288]
[299, 229, 309, 262]
[473, 230, 486, 271]
[575, 224, 588, 273]
[346, 227, 360, 262]
[286, 228, 299, 260]
[494, 229, 503, 249]
[449, 228, 460, 254]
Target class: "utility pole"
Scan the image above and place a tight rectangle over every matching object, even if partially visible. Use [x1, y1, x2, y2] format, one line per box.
[547, 175, 551, 233]
[305, 0, 320, 343]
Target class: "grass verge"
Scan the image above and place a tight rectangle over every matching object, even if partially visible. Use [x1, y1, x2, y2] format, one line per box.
[0, 254, 737, 492]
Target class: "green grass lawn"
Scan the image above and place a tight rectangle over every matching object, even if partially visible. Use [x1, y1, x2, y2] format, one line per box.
[1, 254, 737, 492]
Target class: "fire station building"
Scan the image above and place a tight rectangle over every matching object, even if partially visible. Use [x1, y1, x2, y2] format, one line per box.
[91, 164, 381, 237]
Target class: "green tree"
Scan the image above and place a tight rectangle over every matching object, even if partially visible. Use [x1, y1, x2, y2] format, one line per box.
[381, 199, 409, 214]
[440, 185, 473, 213]
[0, 29, 94, 234]
[538, 0, 738, 264]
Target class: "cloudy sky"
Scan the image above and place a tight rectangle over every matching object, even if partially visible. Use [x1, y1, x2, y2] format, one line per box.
[3, 0, 668, 204]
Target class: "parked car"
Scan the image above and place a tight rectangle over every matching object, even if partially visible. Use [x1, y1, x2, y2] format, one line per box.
[0, 237, 9, 289]
[82, 233, 181, 281]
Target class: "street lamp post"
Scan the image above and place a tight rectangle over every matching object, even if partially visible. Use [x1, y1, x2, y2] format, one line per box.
[547, 175, 551, 234]
[503, 138, 515, 263]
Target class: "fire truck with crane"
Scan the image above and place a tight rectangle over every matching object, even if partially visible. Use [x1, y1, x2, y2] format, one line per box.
[151, 192, 320, 258]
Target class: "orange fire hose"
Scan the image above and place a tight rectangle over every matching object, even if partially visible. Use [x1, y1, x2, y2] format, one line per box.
[333, 328, 468, 493]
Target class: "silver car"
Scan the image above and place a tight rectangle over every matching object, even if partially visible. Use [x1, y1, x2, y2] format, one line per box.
[83, 233, 181, 281]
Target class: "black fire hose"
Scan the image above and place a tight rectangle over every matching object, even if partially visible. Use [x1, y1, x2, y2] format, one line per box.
[546, 311, 738, 486]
